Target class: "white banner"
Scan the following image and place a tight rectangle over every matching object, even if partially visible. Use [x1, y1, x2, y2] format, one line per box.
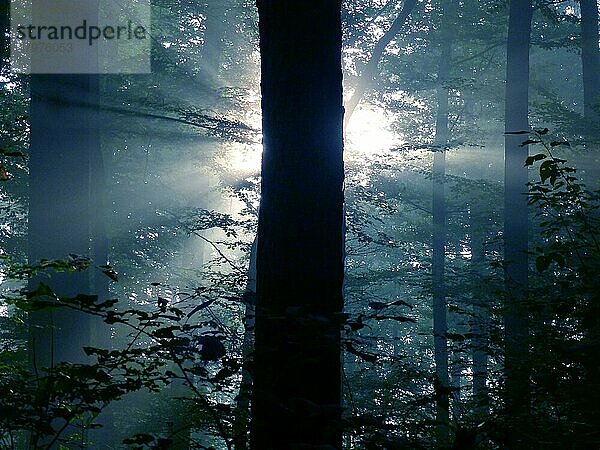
[10, 0, 151, 74]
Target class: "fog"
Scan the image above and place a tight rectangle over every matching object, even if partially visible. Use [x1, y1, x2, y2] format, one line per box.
[1, 0, 599, 448]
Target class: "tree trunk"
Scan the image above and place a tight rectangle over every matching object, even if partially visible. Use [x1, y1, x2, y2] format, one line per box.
[580, 0, 600, 122]
[470, 212, 489, 418]
[0, 0, 8, 64]
[251, 1, 345, 448]
[432, 150, 449, 448]
[503, 0, 533, 447]
[28, 74, 106, 447]
[28, 75, 103, 365]
[200, 0, 232, 87]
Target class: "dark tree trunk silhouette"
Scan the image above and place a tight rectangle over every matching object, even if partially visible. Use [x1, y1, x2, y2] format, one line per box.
[503, 0, 533, 447]
[344, 0, 418, 130]
[251, 1, 345, 448]
[580, 0, 600, 121]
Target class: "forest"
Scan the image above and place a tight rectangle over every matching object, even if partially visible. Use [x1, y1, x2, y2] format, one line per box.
[0, 0, 599, 449]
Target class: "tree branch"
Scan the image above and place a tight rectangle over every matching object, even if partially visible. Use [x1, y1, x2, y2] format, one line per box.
[344, 0, 419, 129]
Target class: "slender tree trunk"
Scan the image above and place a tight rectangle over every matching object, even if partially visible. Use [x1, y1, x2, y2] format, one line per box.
[503, 0, 533, 447]
[450, 355, 462, 422]
[28, 74, 103, 448]
[0, 0, 8, 64]
[28, 75, 102, 365]
[432, 1, 455, 446]
[432, 148, 450, 448]
[470, 212, 489, 418]
[87, 85, 114, 450]
[580, 0, 600, 122]
[201, 0, 231, 85]
[251, 1, 345, 448]
[344, 0, 418, 130]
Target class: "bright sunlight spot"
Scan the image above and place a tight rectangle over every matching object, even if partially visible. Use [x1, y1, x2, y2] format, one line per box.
[227, 143, 262, 174]
[346, 105, 401, 154]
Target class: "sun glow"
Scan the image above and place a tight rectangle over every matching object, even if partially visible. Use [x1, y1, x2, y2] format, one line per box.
[227, 143, 262, 174]
[224, 101, 401, 174]
[345, 106, 401, 155]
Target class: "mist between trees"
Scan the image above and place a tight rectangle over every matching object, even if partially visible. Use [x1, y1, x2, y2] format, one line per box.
[0, 0, 599, 449]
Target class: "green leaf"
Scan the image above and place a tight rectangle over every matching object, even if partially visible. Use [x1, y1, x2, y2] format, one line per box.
[536, 255, 551, 272]
[446, 333, 466, 341]
[186, 298, 216, 318]
[104, 312, 120, 325]
[551, 252, 566, 268]
[387, 315, 417, 323]
[123, 433, 155, 445]
[2, 150, 25, 157]
[520, 139, 541, 147]
[15, 299, 59, 312]
[539, 160, 556, 184]
[97, 298, 119, 309]
[153, 327, 177, 339]
[25, 282, 55, 299]
[156, 438, 174, 449]
[368, 301, 387, 310]
[525, 153, 547, 166]
[199, 336, 226, 361]
[69, 294, 98, 306]
[98, 265, 118, 282]
[345, 342, 377, 363]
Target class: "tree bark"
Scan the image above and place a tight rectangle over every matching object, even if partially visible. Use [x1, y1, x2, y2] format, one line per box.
[580, 0, 600, 122]
[251, 1, 345, 449]
[503, 0, 533, 447]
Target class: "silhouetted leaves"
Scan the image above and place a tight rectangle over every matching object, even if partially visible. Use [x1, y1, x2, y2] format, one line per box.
[525, 153, 547, 166]
[198, 336, 226, 361]
[98, 264, 119, 282]
[519, 139, 541, 147]
[345, 342, 378, 363]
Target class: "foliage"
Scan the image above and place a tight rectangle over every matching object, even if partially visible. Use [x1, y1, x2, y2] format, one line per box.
[524, 130, 600, 447]
[0, 246, 250, 449]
